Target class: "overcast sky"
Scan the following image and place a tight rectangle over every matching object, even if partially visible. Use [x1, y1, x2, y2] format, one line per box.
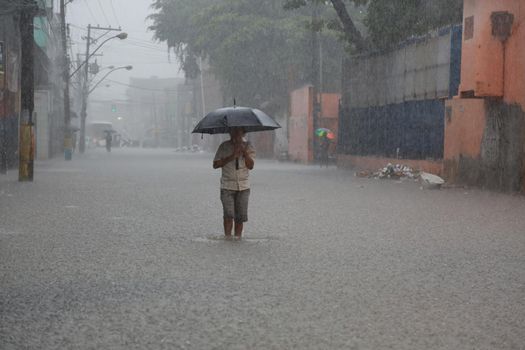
[62, 0, 183, 101]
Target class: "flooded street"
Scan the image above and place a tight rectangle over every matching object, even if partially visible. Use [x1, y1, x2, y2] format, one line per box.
[1, 149, 524, 349]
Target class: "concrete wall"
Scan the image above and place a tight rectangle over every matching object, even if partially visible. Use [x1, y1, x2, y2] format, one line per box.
[344, 26, 460, 108]
[288, 85, 313, 163]
[444, 0, 525, 192]
[247, 131, 275, 159]
[318, 93, 340, 138]
[504, 4, 525, 108]
[338, 25, 462, 166]
[34, 90, 50, 160]
[0, 13, 22, 171]
[338, 155, 443, 176]
[339, 100, 446, 160]
[272, 112, 289, 158]
[444, 98, 525, 191]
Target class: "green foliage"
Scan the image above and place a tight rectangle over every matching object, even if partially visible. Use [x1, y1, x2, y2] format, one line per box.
[149, 0, 345, 108]
[283, 0, 463, 50]
[283, 0, 368, 10]
[149, 0, 208, 78]
[365, 0, 463, 50]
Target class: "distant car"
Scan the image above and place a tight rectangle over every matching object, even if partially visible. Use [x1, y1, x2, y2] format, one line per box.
[191, 145, 201, 152]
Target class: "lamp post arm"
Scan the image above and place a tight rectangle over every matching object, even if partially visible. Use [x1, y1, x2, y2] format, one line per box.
[69, 35, 121, 79]
[88, 68, 119, 95]
[88, 66, 131, 95]
[88, 35, 118, 59]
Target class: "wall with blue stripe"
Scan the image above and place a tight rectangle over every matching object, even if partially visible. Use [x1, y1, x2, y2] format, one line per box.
[338, 25, 462, 160]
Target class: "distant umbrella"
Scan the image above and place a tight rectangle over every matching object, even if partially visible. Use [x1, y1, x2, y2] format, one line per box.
[315, 128, 335, 140]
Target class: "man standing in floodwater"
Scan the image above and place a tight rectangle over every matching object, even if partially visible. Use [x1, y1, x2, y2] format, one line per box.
[213, 128, 255, 238]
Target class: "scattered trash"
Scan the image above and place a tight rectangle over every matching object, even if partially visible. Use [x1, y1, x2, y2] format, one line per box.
[355, 170, 372, 178]
[355, 163, 420, 180]
[354, 163, 446, 190]
[420, 171, 445, 189]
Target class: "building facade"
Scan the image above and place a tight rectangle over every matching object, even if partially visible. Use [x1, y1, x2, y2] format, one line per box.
[444, 0, 525, 192]
[0, 0, 39, 176]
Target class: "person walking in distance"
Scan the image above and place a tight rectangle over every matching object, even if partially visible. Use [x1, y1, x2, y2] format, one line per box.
[105, 132, 112, 152]
[213, 127, 255, 239]
[319, 136, 330, 167]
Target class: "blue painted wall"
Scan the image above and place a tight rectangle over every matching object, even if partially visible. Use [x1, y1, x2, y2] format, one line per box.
[338, 25, 462, 160]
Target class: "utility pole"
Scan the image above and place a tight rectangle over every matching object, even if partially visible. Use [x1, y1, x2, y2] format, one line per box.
[60, 0, 73, 160]
[152, 92, 159, 147]
[19, 4, 37, 181]
[79, 25, 123, 153]
[199, 57, 206, 114]
[319, 31, 323, 121]
[79, 24, 91, 154]
[1, 40, 6, 174]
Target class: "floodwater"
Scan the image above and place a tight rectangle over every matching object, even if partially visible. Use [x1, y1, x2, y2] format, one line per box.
[1, 149, 524, 349]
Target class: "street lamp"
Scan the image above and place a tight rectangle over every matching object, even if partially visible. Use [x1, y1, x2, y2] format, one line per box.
[69, 33, 128, 79]
[88, 65, 132, 95]
[78, 30, 128, 154]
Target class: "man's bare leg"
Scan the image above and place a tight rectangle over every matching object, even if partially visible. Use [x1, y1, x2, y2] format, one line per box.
[224, 218, 233, 238]
[234, 221, 243, 237]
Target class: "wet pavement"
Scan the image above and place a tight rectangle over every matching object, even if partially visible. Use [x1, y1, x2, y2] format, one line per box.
[1, 148, 524, 349]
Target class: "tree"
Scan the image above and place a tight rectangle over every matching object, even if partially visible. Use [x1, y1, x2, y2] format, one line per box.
[149, 0, 345, 109]
[283, 0, 368, 52]
[283, 0, 463, 51]
[330, 0, 367, 50]
[365, 0, 463, 50]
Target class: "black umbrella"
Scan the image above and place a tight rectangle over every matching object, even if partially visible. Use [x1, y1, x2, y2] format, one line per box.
[192, 106, 281, 134]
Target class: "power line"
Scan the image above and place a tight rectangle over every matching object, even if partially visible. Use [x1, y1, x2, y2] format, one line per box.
[98, 44, 170, 58]
[106, 79, 179, 91]
[105, 79, 220, 92]
[69, 29, 168, 54]
[90, 99, 173, 106]
[69, 23, 87, 31]
[96, 0, 112, 26]
[70, 27, 162, 47]
[126, 36, 162, 44]
[126, 37, 166, 47]
[121, 41, 169, 53]
[82, 0, 98, 24]
[101, 61, 173, 65]
[108, 0, 121, 28]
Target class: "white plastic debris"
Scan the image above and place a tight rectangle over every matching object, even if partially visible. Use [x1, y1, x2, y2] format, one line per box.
[420, 172, 445, 189]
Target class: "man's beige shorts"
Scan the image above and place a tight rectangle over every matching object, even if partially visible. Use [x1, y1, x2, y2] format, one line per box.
[220, 189, 250, 222]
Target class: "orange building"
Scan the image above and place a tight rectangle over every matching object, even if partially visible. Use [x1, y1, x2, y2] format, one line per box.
[444, 0, 525, 191]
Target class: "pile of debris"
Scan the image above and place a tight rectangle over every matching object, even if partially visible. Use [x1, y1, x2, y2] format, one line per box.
[355, 163, 446, 189]
[355, 163, 420, 180]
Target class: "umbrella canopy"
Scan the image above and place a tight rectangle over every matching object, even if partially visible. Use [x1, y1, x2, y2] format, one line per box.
[315, 128, 335, 140]
[192, 106, 281, 134]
